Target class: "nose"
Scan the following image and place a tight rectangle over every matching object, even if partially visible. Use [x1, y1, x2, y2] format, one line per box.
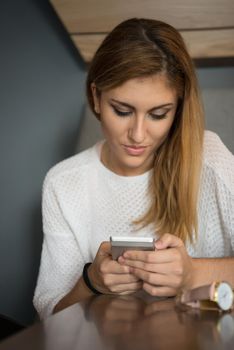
[128, 116, 146, 144]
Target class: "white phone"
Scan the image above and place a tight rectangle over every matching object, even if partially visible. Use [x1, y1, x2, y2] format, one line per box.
[110, 236, 155, 260]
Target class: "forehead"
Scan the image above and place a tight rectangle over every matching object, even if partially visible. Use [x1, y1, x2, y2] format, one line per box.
[102, 74, 178, 105]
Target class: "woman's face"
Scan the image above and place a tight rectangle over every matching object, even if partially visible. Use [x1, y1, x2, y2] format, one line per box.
[92, 74, 178, 176]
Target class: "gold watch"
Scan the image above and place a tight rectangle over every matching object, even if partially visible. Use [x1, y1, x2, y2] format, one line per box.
[179, 281, 234, 312]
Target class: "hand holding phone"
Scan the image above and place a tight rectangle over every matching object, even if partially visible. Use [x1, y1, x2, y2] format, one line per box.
[110, 236, 155, 260]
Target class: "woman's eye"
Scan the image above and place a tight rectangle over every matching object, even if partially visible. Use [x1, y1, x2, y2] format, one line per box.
[112, 106, 132, 117]
[150, 112, 167, 120]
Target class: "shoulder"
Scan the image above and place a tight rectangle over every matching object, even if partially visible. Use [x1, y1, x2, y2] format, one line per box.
[43, 142, 102, 191]
[203, 130, 234, 166]
[203, 130, 234, 192]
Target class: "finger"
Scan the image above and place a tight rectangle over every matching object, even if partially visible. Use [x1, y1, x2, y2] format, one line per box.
[110, 281, 143, 293]
[119, 257, 157, 272]
[143, 282, 177, 297]
[131, 269, 180, 288]
[98, 241, 112, 255]
[104, 273, 140, 286]
[122, 248, 181, 264]
[122, 250, 157, 263]
[155, 233, 183, 250]
[101, 259, 132, 274]
[120, 259, 177, 275]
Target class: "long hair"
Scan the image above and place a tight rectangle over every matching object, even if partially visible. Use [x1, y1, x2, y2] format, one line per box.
[86, 18, 204, 243]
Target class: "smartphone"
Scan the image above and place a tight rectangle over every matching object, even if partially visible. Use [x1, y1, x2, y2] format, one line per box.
[110, 236, 155, 260]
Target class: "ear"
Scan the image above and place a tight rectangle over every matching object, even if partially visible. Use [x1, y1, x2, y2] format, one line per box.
[91, 82, 100, 114]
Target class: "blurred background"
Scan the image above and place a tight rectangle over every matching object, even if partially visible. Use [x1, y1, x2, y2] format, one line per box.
[0, 0, 233, 326]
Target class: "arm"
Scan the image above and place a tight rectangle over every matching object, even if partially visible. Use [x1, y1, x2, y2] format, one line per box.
[34, 176, 141, 318]
[191, 256, 234, 288]
[53, 275, 94, 314]
[53, 242, 142, 314]
[33, 176, 87, 319]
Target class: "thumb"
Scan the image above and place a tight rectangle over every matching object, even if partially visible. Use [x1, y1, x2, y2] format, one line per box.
[98, 241, 112, 256]
[155, 233, 183, 250]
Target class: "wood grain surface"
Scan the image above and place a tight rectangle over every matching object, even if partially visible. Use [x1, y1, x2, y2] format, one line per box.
[0, 293, 234, 350]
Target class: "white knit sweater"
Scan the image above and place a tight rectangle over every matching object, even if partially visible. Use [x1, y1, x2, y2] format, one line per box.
[33, 131, 234, 319]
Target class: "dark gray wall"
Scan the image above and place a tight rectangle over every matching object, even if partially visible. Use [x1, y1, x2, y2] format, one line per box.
[0, 0, 86, 325]
[197, 68, 234, 154]
[0, 0, 233, 328]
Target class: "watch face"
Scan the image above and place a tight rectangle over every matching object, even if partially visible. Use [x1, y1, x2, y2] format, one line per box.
[216, 282, 234, 311]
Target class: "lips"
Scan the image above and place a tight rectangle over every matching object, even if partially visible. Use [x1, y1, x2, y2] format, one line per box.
[123, 144, 147, 156]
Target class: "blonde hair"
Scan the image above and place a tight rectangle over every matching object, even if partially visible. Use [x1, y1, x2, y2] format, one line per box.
[86, 18, 204, 243]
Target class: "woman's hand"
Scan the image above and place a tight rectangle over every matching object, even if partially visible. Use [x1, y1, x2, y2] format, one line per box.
[88, 242, 142, 295]
[118, 233, 194, 297]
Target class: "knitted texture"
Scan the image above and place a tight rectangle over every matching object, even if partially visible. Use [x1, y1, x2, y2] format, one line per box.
[33, 131, 234, 319]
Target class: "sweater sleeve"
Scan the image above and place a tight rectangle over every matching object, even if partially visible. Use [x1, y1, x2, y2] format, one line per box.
[33, 173, 85, 319]
[204, 131, 234, 253]
[215, 170, 234, 254]
[215, 140, 234, 253]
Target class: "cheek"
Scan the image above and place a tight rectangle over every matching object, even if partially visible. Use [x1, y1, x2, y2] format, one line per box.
[100, 114, 128, 140]
[101, 122, 115, 140]
[150, 119, 174, 141]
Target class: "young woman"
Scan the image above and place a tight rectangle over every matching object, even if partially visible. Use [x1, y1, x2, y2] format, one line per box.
[33, 18, 234, 319]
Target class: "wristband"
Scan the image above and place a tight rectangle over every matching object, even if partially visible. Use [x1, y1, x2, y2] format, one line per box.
[82, 263, 102, 295]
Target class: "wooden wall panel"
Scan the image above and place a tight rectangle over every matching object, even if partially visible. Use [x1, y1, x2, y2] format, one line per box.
[183, 29, 234, 59]
[50, 0, 234, 64]
[50, 0, 234, 32]
[72, 29, 234, 63]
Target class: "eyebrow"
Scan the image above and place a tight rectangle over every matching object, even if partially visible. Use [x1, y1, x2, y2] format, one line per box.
[110, 98, 174, 111]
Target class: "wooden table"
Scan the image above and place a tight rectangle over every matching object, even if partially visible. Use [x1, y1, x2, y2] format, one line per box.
[0, 292, 234, 350]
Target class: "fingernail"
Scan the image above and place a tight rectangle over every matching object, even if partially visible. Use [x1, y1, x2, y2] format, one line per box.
[155, 240, 162, 248]
[118, 256, 124, 264]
